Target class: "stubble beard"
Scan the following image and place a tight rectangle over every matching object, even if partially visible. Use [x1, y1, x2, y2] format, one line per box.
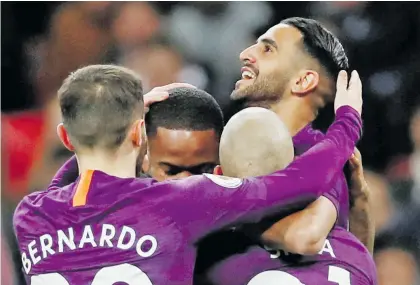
[230, 75, 288, 109]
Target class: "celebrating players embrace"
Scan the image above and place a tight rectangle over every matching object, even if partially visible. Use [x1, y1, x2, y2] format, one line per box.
[13, 17, 376, 285]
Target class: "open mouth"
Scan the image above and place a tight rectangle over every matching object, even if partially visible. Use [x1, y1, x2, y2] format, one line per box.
[241, 67, 257, 80]
[241, 70, 256, 80]
[235, 66, 258, 89]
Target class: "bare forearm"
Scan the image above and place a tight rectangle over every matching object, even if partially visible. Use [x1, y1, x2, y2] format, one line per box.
[261, 210, 323, 255]
[261, 197, 337, 255]
[349, 191, 375, 254]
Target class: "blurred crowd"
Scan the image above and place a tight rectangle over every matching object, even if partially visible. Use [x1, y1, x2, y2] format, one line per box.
[1, 2, 420, 284]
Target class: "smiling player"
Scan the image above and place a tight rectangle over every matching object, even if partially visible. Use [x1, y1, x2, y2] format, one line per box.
[195, 17, 375, 285]
[13, 64, 362, 285]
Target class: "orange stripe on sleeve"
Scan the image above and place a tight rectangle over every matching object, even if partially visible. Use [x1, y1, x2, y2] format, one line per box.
[73, 170, 94, 207]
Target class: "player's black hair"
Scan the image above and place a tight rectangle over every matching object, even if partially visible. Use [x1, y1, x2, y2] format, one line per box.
[58, 64, 144, 150]
[281, 17, 349, 79]
[145, 87, 224, 138]
[413, 97, 420, 115]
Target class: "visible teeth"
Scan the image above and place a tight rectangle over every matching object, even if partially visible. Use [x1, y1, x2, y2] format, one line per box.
[242, 70, 255, 79]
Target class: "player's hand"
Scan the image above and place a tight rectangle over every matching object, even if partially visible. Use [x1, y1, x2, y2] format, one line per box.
[334, 70, 363, 116]
[349, 148, 369, 199]
[144, 83, 197, 113]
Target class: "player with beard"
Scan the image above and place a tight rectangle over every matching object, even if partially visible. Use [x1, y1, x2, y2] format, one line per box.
[50, 83, 374, 283]
[117, 83, 372, 261]
[53, 70, 368, 249]
[13, 64, 363, 284]
[194, 17, 374, 284]
[233, 17, 373, 249]
[234, 16, 374, 244]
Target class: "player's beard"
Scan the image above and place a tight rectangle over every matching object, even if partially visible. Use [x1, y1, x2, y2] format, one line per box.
[230, 74, 288, 108]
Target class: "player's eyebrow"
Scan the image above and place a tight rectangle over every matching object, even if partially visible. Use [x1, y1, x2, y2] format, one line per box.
[258, 38, 278, 50]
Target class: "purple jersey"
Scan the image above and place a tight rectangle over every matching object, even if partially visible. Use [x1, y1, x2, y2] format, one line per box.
[195, 115, 356, 284]
[14, 106, 361, 285]
[205, 227, 377, 285]
[293, 124, 350, 229]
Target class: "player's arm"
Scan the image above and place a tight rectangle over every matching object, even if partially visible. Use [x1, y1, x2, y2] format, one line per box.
[259, 148, 372, 257]
[171, 106, 362, 242]
[167, 70, 363, 242]
[262, 123, 338, 255]
[348, 149, 375, 254]
[259, 169, 345, 255]
[260, 195, 337, 255]
[259, 73, 364, 255]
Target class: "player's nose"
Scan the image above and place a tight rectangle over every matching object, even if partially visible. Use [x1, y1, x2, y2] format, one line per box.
[239, 47, 256, 64]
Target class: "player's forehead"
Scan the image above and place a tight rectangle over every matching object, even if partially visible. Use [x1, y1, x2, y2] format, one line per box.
[257, 24, 303, 47]
[149, 127, 219, 157]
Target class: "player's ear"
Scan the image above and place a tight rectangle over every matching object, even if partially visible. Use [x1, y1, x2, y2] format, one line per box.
[142, 154, 150, 173]
[130, 119, 145, 147]
[213, 165, 223, 175]
[291, 70, 319, 96]
[57, 123, 75, 151]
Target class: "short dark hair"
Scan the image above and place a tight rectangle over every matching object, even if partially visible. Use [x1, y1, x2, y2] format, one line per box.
[145, 87, 224, 138]
[58, 64, 144, 150]
[281, 17, 349, 79]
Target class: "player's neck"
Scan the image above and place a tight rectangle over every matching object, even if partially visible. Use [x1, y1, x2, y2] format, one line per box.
[270, 100, 314, 136]
[77, 151, 137, 179]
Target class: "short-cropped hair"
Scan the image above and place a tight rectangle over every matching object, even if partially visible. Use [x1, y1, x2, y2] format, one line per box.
[58, 64, 144, 150]
[146, 87, 224, 138]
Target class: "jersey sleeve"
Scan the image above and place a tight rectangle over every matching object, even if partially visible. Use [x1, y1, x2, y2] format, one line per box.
[294, 122, 352, 226]
[292, 124, 325, 149]
[166, 106, 363, 242]
[48, 155, 79, 190]
[321, 176, 343, 222]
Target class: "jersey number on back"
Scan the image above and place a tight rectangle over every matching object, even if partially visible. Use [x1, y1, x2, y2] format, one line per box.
[247, 266, 350, 285]
[30, 263, 153, 285]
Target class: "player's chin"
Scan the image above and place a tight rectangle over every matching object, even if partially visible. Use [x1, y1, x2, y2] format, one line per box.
[235, 78, 255, 90]
[231, 83, 253, 100]
[230, 89, 242, 100]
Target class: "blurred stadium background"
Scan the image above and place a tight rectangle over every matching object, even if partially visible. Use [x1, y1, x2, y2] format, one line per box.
[1, 2, 419, 284]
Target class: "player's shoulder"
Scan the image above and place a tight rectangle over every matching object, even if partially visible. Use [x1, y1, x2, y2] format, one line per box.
[127, 175, 246, 199]
[13, 183, 75, 231]
[122, 176, 193, 196]
[153, 174, 244, 190]
[15, 183, 73, 212]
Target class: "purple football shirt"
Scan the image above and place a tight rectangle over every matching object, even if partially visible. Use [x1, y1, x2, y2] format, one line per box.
[13, 106, 361, 285]
[206, 227, 377, 285]
[195, 111, 358, 284]
[293, 124, 350, 229]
